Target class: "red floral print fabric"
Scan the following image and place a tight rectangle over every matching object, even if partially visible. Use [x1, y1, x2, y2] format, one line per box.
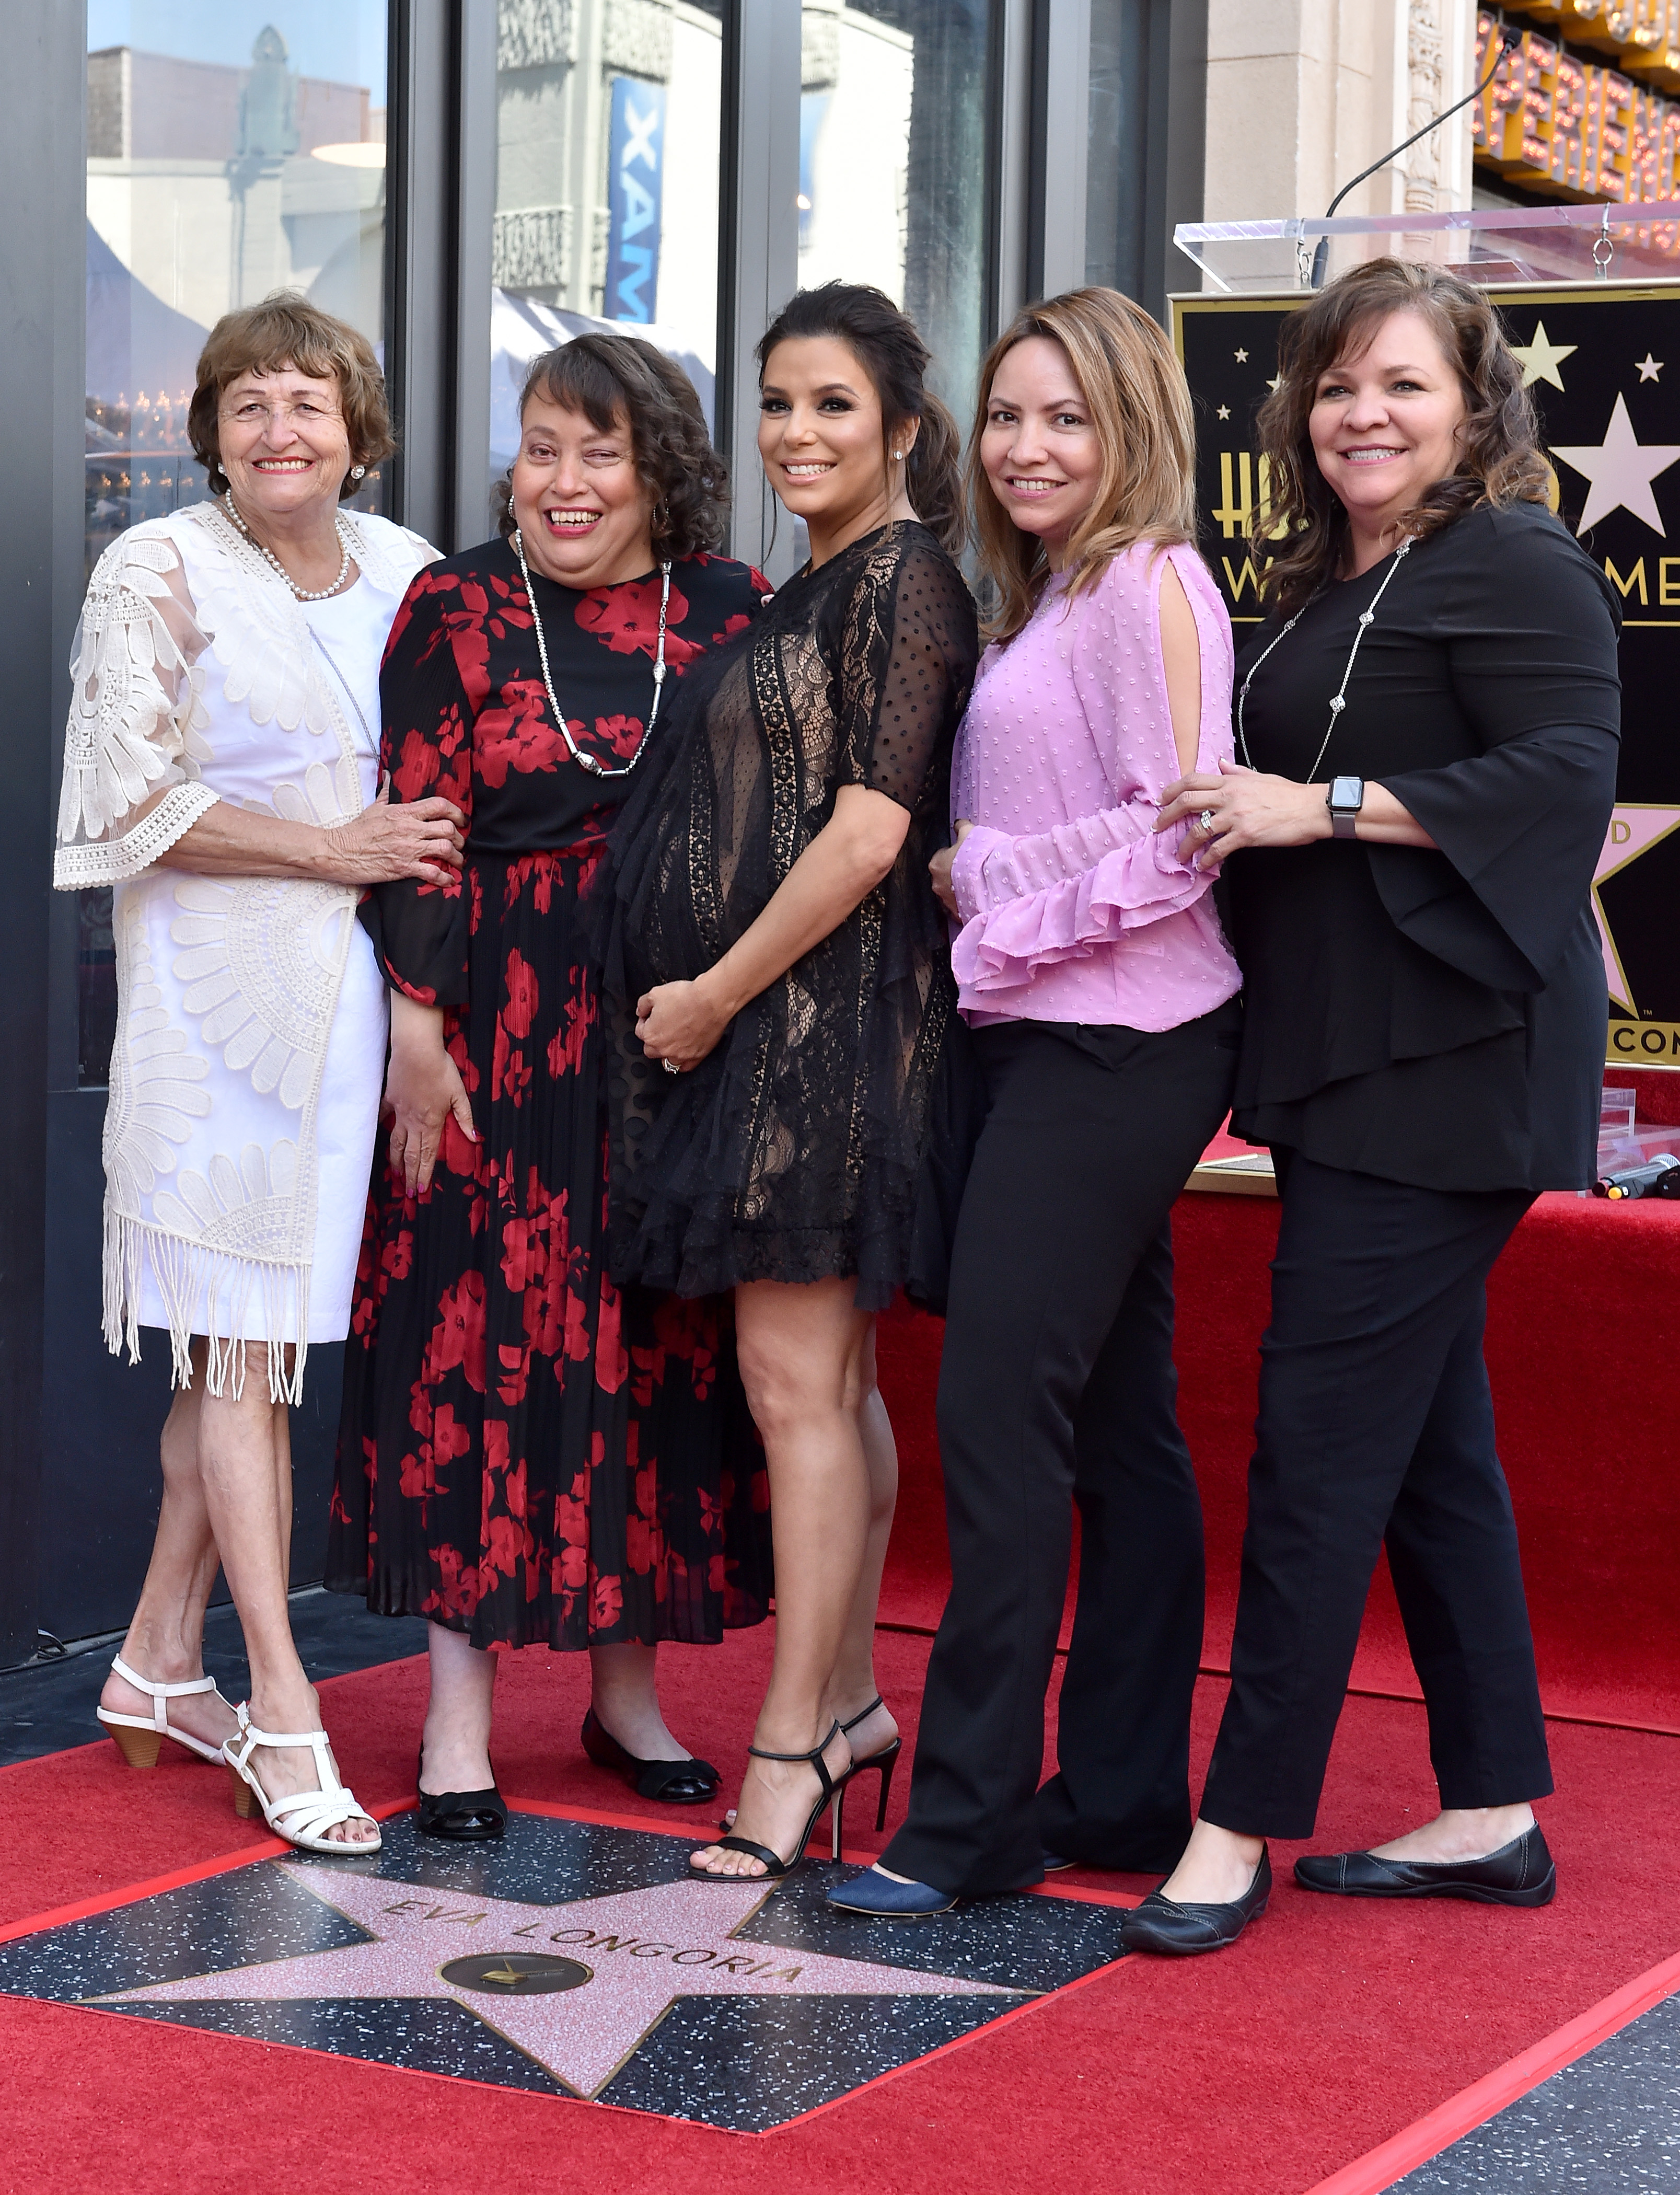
[327, 538, 773, 1648]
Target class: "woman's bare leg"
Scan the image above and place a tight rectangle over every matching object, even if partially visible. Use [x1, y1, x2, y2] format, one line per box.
[421, 1622, 499, 1792]
[194, 1343, 376, 1846]
[691, 1276, 872, 1877]
[99, 1378, 239, 1755]
[828, 1328, 899, 1763]
[589, 1642, 692, 1761]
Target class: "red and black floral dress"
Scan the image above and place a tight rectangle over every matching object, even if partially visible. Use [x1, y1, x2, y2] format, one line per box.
[326, 534, 774, 1651]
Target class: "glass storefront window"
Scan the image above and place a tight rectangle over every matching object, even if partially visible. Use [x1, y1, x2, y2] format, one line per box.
[491, 0, 727, 494]
[798, 2, 996, 426]
[79, 2, 390, 1085]
[1084, 0, 1162, 305]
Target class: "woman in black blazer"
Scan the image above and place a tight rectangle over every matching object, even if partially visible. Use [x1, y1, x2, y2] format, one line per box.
[1122, 260, 1619, 1955]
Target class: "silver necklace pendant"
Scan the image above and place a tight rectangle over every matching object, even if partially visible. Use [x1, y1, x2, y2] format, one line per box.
[1236, 537, 1412, 780]
[512, 527, 670, 781]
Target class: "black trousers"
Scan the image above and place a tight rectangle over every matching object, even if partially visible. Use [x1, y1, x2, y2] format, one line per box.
[882, 1004, 1240, 1896]
[1199, 1151, 1554, 1841]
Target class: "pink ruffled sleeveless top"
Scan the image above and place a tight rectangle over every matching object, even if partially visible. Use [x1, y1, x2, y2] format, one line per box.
[948, 538, 1242, 1032]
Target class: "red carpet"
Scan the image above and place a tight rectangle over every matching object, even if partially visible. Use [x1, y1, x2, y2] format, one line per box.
[6, 1185, 1677, 2189]
[4, 1634, 1680, 2194]
[876, 1188, 1680, 1734]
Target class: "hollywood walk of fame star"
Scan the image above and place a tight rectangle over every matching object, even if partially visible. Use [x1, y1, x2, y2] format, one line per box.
[95, 1863, 1020, 2100]
[1593, 805, 1680, 1011]
[1510, 320, 1577, 391]
[1552, 394, 1680, 537]
[1638, 354, 1664, 383]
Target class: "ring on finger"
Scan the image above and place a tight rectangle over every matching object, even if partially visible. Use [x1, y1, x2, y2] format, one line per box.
[1198, 807, 1216, 833]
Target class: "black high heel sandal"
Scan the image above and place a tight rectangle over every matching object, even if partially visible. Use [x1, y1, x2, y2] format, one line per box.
[690, 1721, 844, 1882]
[829, 1695, 902, 1860]
[415, 1748, 507, 1842]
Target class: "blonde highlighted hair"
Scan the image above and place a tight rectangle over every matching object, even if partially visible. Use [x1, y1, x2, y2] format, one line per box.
[968, 286, 1198, 643]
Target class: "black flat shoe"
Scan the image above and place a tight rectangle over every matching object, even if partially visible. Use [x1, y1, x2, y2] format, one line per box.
[1118, 1847, 1272, 1957]
[1294, 1825, 1555, 1907]
[581, 1709, 720, 1806]
[415, 1749, 506, 1842]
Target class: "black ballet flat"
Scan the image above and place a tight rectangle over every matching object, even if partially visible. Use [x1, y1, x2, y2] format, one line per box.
[581, 1708, 720, 1806]
[1294, 1826, 1555, 1907]
[1118, 1846, 1272, 1957]
[415, 1749, 506, 1842]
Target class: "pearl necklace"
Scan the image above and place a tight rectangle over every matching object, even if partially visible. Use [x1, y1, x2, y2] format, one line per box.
[512, 527, 670, 779]
[222, 492, 353, 600]
[1236, 536, 1412, 782]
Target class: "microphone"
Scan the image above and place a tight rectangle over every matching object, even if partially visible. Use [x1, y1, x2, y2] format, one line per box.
[1594, 1153, 1680, 1201]
[1309, 32, 1517, 290]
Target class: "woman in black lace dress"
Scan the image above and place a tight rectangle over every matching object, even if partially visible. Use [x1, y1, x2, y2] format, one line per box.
[328, 337, 772, 1832]
[603, 285, 979, 1880]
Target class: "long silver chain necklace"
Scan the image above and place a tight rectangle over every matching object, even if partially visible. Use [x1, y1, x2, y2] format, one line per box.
[1236, 536, 1412, 781]
[222, 491, 353, 600]
[512, 528, 671, 779]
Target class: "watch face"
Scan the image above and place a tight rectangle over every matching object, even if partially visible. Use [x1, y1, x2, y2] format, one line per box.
[1329, 776, 1362, 808]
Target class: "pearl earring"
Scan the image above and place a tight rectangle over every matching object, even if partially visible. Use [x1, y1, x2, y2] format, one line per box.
[350, 464, 366, 479]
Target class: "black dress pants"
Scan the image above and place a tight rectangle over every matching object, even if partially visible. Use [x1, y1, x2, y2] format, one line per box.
[882, 1004, 1240, 1896]
[1199, 1151, 1554, 1841]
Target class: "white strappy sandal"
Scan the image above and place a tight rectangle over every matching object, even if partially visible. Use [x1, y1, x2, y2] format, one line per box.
[95, 1653, 234, 1768]
[223, 1705, 382, 1855]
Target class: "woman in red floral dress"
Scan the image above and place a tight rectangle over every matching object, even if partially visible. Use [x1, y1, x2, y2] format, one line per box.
[327, 337, 772, 1833]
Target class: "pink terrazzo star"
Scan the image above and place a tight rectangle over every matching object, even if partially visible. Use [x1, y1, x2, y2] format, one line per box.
[97, 1864, 1017, 2097]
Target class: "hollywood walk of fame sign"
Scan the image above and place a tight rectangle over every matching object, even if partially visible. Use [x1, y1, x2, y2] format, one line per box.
[1174, 284, 1680, 1068]
[0, 1812, 1130, 2133]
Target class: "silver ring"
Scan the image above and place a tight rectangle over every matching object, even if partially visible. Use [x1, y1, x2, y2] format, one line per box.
[1198, 808, 1216, 833]
[662, 1057, 681, 1076]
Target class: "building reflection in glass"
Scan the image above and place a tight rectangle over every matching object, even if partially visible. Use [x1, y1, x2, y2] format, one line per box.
[800, 2, 996, 428]
[491, 0, 726, 490]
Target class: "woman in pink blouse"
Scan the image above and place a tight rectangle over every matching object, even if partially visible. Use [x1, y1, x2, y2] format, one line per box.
[831, 287, 1242, 1916]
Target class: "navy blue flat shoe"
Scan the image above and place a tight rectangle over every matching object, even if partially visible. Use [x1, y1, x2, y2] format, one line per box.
[1042, 1851, 1076, 1871]
[826, 1867, 956, 1917]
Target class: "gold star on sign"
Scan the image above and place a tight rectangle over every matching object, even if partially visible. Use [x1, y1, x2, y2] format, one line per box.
[1234, 348, 1248, 363]
[1216, 405, 1231, 420]
[1638, 354, 1663, 382]
[1510, 320, 1577, 391]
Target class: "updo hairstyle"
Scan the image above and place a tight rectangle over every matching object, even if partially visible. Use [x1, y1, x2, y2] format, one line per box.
[755, 281, 966, 558]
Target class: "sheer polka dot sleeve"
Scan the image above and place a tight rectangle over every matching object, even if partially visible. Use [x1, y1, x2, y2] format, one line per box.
[837, 536, 978, 812]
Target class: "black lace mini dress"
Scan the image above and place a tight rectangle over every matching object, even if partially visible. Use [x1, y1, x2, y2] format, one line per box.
[601, 520, 979, 1309]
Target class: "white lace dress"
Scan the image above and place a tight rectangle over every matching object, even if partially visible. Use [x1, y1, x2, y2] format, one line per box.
[53, 501, 437, 1398]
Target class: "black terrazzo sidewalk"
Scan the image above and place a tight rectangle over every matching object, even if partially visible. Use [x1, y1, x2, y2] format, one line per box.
[0, 1588, 424, 1767]
[1391, 1986, 1679, 2191]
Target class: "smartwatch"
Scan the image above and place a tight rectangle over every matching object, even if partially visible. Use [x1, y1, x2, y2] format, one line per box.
[1327, 775, 1364, 840]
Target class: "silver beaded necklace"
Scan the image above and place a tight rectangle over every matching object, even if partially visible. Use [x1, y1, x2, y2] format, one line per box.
[1236, 535, 1412, 781]
[222, 492, 353, 600]
[511, 527, 671, 779]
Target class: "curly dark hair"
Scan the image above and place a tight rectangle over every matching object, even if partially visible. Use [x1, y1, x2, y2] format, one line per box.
[495, 332, 729, 559]
[1253, 258, 1551, 614]
[756, 281, 966, 558]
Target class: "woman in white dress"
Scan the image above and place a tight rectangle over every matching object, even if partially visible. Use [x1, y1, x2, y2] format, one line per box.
[53, 295, 464, 1852]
